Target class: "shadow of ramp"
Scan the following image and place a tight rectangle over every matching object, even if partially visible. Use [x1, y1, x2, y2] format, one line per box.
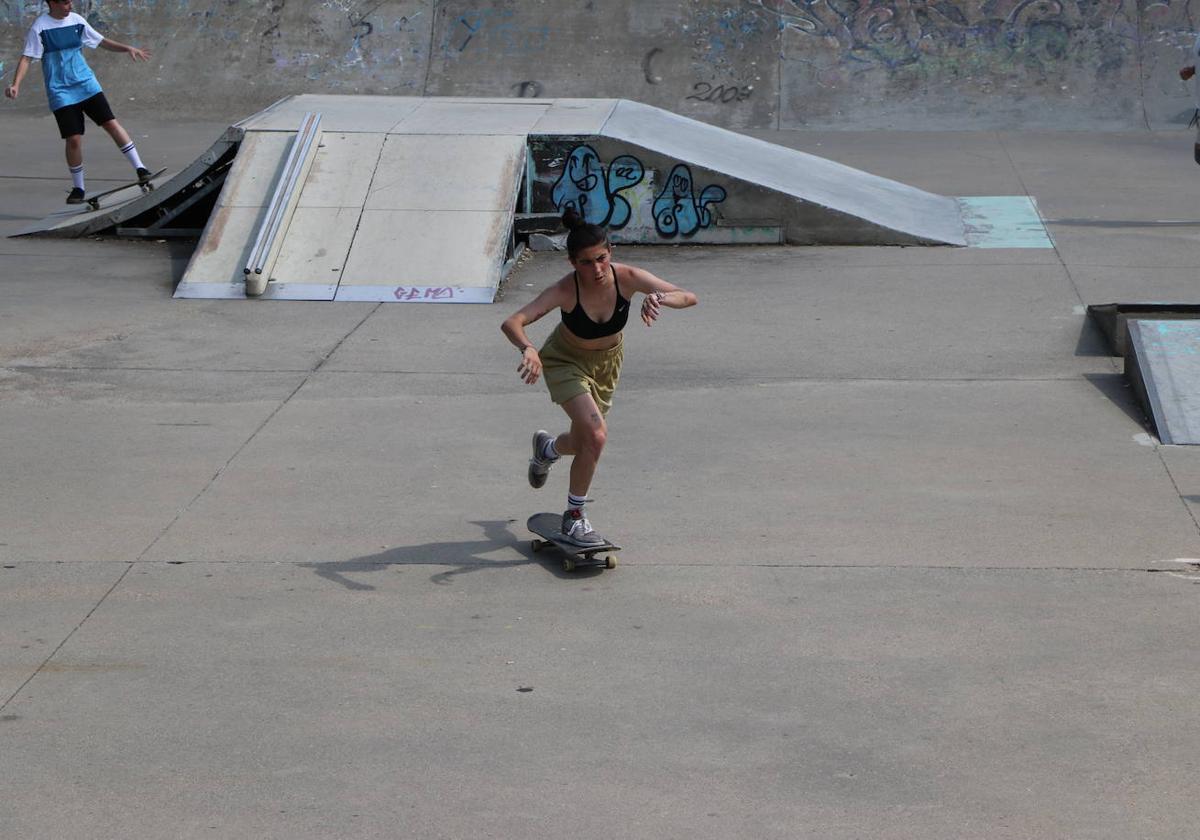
[1075, 314, 1115, 358]
[301, 519, 586, 589]
[167, 240, 198, 287]
[1082, 372, 1150, 431]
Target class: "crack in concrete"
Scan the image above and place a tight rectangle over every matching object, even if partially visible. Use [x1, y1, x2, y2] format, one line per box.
[126, 303, 383, 566]
[0, 563, 134, 713]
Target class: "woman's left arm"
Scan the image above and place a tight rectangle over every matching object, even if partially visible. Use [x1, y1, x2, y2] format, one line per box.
[623, 264, 698, 326]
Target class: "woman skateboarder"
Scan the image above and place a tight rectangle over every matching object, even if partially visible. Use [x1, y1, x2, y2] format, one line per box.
[5, 0, 153, 204]
[501, 208, 698, 547]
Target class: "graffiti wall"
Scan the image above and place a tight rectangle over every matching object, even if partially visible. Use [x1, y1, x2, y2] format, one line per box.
[528, 137, 781, 245]
[769, 0, 1194, 128]
[1, 0, 1197, 128]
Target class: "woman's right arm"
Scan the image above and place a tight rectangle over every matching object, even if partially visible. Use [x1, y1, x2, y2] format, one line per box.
[501, 282, 565, 384]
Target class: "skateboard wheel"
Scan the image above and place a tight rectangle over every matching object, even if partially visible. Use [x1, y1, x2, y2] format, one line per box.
[563, 558, 575, 572]
[605, 556, 617, 569]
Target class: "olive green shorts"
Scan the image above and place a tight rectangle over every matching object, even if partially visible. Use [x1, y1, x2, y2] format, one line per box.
[539, 326, 624, 416]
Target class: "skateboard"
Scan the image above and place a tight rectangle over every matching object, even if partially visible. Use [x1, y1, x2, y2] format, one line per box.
[82, 168, 167, 211]
[527, 512, 621, 571]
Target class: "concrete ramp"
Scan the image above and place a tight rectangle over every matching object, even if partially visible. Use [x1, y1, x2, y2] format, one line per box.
[593, 100, 965, 246]
[1125, 320, 1200, 445]
[172, 95, 971, 302]
[19, 95, 979, 301]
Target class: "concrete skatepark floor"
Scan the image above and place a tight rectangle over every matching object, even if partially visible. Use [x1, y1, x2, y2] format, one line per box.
[2, 113, 1200, 838]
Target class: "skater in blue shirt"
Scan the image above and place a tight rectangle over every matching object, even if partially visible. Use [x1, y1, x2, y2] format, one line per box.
[5, 0, 153, 204]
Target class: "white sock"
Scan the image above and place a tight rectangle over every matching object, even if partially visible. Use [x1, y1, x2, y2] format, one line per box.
[567, 493, 587, 512]
[119, 141, 144, 170]
[69, 164, 84, 191]
[542, 436, 560, 461]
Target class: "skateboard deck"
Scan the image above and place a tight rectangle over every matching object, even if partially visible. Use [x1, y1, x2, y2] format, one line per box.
[527, 512, 621, 571]
[83, 168, 167, 211]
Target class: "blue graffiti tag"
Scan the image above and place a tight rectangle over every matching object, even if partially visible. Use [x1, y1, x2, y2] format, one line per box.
[653, 164, 727, 237]
[552, 145, 644, 229]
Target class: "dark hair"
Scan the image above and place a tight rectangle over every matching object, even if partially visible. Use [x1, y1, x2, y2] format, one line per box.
[562, 207, 609, 258]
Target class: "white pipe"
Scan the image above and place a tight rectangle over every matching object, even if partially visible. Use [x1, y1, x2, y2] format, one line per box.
[243, 112, 322, 279]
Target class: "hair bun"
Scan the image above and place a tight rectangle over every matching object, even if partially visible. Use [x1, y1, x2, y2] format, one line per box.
[561, 206, 584, 230]
[559, 206, 610, 257]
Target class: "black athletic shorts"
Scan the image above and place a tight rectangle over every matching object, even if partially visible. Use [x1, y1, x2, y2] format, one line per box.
[52, 92, 115, 139]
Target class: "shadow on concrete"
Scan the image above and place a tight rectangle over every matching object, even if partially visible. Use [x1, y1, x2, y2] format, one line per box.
[1082, 372, 1149, 430]
[301, 519, 594, 589]
[1074, 316, 1115, 358]
[166, 241, 197, 291]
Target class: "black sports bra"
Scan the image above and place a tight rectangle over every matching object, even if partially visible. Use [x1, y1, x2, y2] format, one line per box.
[560, 269, 630, 339]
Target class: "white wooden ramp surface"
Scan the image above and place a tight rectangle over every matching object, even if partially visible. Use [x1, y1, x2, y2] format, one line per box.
[176, 100, 530, 302]
[176, 129, 322, 300]
[334, 133, 524, 303]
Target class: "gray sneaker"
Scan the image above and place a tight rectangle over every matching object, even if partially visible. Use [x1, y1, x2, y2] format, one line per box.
[561, 508, 605, 548]
[528, 430, 556, 489]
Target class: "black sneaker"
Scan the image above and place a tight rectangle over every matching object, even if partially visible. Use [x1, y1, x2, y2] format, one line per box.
[66, 187, 85, 205]
[136, 167, 152, 186]
[561, 508, 605, 548]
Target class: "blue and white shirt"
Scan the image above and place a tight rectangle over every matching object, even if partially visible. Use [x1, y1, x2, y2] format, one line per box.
[22, 12, 104, 111]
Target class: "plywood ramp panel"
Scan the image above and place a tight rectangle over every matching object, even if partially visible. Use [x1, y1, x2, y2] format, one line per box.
[178, 131, 386, 300]
[333, 134, 525, 303]
[265, 132, 385, 300]
[175, 131, 293, 299]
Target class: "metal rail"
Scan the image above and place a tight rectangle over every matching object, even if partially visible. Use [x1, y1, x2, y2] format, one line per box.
[243, 111, 322, 293]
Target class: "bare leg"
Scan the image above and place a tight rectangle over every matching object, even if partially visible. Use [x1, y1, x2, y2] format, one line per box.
[64, 134, 83, 169]
[553, 392, 607, 498]
[99, 118, 131, 149]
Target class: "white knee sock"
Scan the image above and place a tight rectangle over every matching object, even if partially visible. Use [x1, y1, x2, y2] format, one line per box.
[119, 141, 144, 170]
[567, 493, 587, 512]
[69, 164, 84, 190]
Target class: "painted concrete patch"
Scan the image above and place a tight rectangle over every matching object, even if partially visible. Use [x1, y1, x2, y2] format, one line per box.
[958, 196, 1054, 248]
